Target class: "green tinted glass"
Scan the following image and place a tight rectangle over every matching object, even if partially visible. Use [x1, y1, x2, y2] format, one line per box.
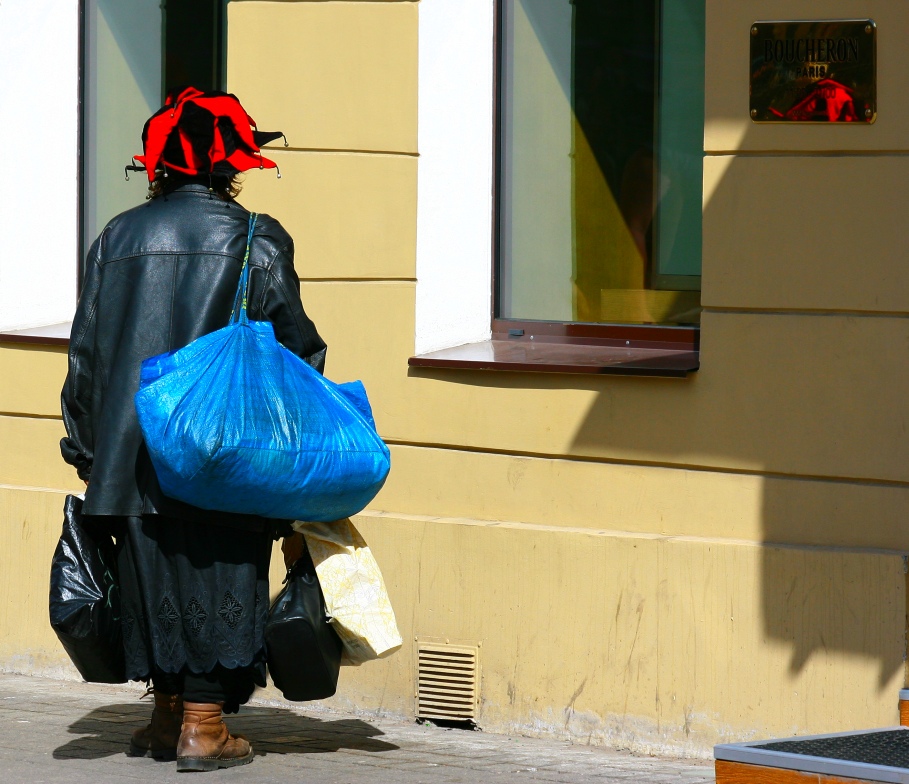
[82, 0, 225, 261]
[498, 0, 704, 325]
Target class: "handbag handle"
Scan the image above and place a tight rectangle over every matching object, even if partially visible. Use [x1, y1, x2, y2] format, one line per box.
[229, 212, 259, 326]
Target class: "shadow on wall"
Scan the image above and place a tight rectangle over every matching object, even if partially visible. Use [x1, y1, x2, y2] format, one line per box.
[567, 374, 905, 695]
[561, 109, 909, 696]
[413, 362, 906, 697]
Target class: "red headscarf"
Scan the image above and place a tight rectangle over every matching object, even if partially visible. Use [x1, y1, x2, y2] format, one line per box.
[131, 87, 285, 183]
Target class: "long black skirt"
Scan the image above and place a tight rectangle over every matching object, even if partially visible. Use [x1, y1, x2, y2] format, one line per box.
[115, 515, 272, 697]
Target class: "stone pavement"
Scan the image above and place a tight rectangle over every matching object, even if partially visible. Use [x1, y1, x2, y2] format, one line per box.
[0, 672, 715, 783]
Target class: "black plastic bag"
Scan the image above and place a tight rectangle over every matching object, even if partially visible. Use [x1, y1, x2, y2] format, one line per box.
[265, 541, 342, 701]
[49, 495, 126, 683]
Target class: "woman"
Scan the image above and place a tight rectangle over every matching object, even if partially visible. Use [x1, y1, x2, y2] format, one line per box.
[60, 87, 322, 772]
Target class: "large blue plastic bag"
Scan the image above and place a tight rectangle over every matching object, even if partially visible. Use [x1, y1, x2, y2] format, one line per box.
[135, 320, 390, 521]
[134, 212, 390, 522]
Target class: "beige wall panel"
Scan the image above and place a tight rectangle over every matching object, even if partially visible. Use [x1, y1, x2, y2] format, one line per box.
[239, 150, 417, 280]
[374, 444, 909, 551]
[705, 1, 909, 152]
[0, 416, 83, 492]
[228, 2, 418, 153]
[704, 155, 909, 312]
[0, 500, 902, 755]
[318, 514, 905, 756]
[0, 345, 67, 418]
[0, 487, 81, 676]
[689, 312, 909, 483]
[304, 283, 909, 483]
[0, 498, 899, 755]
[299, 280, 415, 413]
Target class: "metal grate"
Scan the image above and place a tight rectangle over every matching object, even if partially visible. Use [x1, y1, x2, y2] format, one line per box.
[416, 643, 479, 721]
[755, 730, 909, 768]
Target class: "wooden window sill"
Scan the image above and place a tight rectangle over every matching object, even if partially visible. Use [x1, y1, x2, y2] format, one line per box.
[0, 326, 698, 376]
[409, 338, 699, 377]
[0, 322, 71, 347]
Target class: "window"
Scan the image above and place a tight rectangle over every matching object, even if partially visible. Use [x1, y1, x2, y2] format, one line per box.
[409, 0, 700, 375]
[496, 0, 705, 331]
[81, 0, 227, 260]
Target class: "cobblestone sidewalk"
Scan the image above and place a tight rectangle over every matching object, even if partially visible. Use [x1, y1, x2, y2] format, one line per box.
[0, 673, 715, 783]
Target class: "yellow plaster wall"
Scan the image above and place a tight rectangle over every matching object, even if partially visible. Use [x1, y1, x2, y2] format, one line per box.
[704, 155, 909, 313]
[228, 1, 418, 154]
[374, 445, 909, 552]
[238, 150, 417, 281]
[0, 344, 84, 678]
[325, 512, 905, 755]
[0, 345, 68, 418]
[0, 487, 81, 677]
[0, 415, 82, 491]
[696, 1, 909, 746]
[215, 0, 909, 754]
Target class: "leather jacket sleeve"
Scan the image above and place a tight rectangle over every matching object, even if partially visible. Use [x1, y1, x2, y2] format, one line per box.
[60, 237, 103, 481]
[254, 239, 327, 373]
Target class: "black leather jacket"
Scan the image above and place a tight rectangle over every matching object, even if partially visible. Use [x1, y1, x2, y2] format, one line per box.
[61, 184, 327, 530]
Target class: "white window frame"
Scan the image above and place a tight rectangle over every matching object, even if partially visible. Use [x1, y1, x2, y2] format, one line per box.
[414, 0, 496, 355]
[0, 0, 80, 332]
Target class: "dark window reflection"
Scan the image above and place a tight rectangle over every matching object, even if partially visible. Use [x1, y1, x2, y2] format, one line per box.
[164, 0, 226, 94]
[572, 1, 657, 320]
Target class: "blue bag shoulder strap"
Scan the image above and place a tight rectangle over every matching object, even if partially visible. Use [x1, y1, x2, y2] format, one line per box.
[230, 212, 259, 326]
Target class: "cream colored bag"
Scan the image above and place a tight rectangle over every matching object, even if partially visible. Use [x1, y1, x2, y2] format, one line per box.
[291, 518, 402, 665]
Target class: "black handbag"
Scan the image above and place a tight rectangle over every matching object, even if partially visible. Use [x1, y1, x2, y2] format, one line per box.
[265, 540, 342, 701]
[48, 495, 126, 683]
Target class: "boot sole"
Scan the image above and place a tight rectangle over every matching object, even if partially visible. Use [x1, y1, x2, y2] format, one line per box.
[127, 742, 177, 761]
[176, 750, 254, 772]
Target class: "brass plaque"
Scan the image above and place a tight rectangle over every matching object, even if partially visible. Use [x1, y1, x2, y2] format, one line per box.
[750, 19, 876, 123]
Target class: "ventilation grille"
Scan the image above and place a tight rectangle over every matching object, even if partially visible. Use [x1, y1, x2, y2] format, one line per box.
[416, 643, 479, 721]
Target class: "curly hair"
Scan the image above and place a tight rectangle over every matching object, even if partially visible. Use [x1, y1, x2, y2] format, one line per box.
[147, 172, 244, 201]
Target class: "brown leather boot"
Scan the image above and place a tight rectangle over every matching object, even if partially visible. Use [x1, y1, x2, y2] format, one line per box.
[128, 691, 184, 761]
[176, 701, 253, 772]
